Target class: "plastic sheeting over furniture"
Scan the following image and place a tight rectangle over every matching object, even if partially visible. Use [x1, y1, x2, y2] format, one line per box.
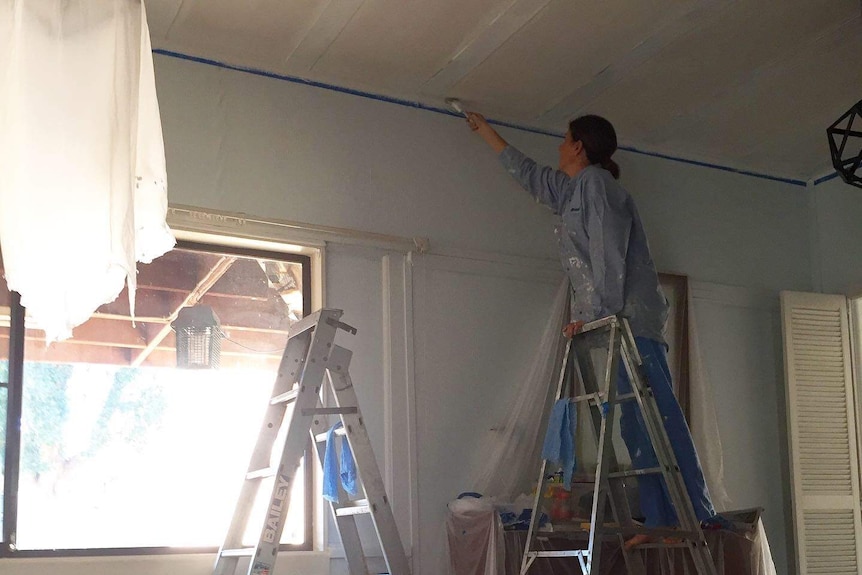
[446, 495, 505, 575]
[0, 0, 175, 341]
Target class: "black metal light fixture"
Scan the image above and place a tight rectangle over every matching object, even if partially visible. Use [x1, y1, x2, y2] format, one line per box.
[827, 99, 862, 188]
[171, 305, 223, 369]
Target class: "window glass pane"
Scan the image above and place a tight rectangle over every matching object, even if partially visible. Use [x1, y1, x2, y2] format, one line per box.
[17, 363, 304, 549]
[6, 244, 309, 550]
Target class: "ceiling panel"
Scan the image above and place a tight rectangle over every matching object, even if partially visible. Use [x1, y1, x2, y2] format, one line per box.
[569, 0, 854, 142]
[448, 0, 705, 120]
[309, 0, 506, 93]
[161, 0, 328, 69]
[144, 0, 184, 40]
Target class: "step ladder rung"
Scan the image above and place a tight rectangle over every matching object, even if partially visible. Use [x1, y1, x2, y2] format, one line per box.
[314, 427, 347, 443]
[270, 387, 299, 405]
[335, 499, 371, 516]
[608, 466, 664, 479]
[246, 467, 276, 480]
[569, 392, 639, 406]
[599, 526, 699, 539]
[302, 407, 358, 416]
[527, 550, 589, 559]
[220, 548, 255, 557]
[569, 392, 602, 404]
[636, 541, 691, 549]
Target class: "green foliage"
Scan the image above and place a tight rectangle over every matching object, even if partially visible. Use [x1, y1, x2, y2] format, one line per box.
[14, 363, 167, 479]
[22, 363, 72, 476]
[89, 368, 167, 456]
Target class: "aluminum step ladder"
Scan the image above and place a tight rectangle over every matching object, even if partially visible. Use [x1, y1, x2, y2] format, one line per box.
[213, 309, 412, 575]
[520, 315, 718, 575]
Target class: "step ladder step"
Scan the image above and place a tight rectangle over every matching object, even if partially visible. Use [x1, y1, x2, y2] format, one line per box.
[270, 387, 299, 405]
[220, 548, 255, 558]
[599, 526, 699, 539]
[636, 541, 691, 549]
[246, 467, 276, 480]
[569, 392, 602, 404]
[526, 550, 589, 559]
[608, 466, 664, 479]
[301, 407, 358, 416]
[314, 427, 346, 443]
[335, 499, 371, 517]
[568, 391, 637, 405]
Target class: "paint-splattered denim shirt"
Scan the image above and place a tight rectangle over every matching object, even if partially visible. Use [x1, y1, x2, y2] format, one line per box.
[500, 146, 668, 343]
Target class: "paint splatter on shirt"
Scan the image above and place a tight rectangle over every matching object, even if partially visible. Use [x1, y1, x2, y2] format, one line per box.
[499, 146, 668, 343]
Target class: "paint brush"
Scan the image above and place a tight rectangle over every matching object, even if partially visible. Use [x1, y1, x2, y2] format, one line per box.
[445, 98, 468, 117]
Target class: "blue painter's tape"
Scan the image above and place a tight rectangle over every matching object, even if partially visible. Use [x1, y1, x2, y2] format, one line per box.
[153, 48, 808, 187]
[618, 145, 807, 187]
[812, 171, 840, 186]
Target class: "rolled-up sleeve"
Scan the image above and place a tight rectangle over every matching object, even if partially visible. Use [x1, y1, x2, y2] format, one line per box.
[499, 146, 572, 214]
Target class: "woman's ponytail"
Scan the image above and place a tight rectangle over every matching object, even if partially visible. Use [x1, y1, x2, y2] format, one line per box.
[601, 158, 620, 179]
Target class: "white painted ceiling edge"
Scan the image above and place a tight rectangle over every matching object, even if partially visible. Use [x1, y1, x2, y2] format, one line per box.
[153, 48, 817, 189]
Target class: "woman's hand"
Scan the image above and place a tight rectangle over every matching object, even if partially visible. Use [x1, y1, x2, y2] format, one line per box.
[466, 111, 508, 153]
[466, 112, 489, 132]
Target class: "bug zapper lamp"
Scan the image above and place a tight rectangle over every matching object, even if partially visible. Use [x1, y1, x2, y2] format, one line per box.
[827, 99, 862, 189]
[171, 305, 223, 369]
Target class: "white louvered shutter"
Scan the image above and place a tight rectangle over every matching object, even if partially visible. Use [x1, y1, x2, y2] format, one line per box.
[781, 291, 862, 574]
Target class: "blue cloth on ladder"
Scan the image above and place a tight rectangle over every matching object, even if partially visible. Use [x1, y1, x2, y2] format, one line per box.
[340, 429, 357, 496]
[322, 422, 358, 502]
[541, 398, 577, 489]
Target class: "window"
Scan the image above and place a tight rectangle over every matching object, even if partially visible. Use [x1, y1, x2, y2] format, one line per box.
[0, 240, 313, 555]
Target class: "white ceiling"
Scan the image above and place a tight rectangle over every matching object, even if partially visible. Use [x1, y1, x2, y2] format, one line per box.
[146, 0, 862, 181]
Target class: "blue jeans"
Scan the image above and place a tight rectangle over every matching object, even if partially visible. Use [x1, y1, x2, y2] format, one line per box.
[616, 337, 715, 527]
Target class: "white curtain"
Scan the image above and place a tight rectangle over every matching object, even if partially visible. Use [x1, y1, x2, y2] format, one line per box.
[0, 0, 175, 341]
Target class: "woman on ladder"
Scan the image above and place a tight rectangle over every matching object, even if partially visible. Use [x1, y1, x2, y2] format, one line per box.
[463, 111, 722, 547]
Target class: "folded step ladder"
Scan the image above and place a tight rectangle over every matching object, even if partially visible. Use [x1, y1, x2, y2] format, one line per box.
[520, 315, 718, 575]
[213, 309, 412, 575]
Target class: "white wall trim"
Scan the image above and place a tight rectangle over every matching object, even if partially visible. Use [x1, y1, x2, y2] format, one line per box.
[168, 204, 427, 254]
[380, 254, 419, 568]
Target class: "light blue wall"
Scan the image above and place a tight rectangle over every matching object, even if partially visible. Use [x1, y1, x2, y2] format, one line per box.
[811, 176, 862, 295]
[149, 53, 820, 574]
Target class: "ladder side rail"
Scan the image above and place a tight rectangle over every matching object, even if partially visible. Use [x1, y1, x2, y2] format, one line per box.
[584, 321, 624, 574]
[520, 339, 574, 575]
[248, 310, 344, 575]
[571, 327, 646, 575]
[310, 400, 371, 575]
[573, 327, 613, 573]
[327, 345, 412, 575]
[214, 330, 313, 575]
[249, 333, 311, 467]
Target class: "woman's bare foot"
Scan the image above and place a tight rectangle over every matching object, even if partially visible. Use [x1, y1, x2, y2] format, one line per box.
[623, 533, 653, 550]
